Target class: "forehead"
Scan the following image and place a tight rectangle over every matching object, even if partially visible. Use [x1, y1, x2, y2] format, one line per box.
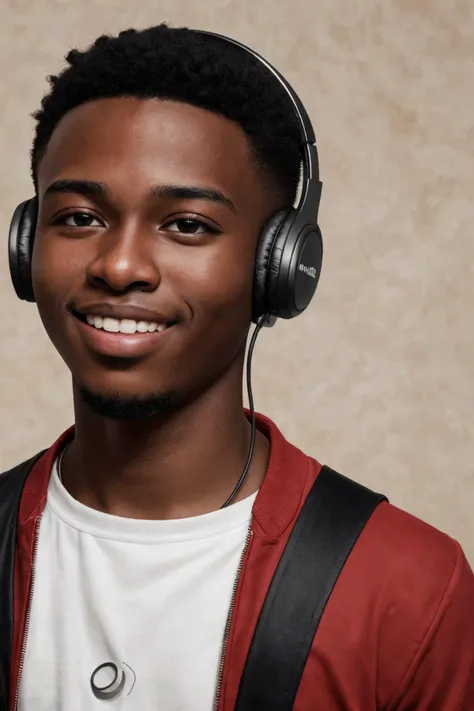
[37, 97, 264, 205]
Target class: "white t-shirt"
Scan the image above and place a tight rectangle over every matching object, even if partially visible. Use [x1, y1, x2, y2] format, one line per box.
[18, 456, 256, 711]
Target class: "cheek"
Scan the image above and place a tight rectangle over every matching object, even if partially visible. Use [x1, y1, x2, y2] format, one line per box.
[168, 245, 254, 375]
[31, 238, 85, 348]
[31, 236, 82, 305]
[175, 241, 255, 322]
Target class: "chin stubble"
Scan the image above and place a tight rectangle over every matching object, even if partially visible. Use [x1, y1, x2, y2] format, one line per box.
[78, 384, 180, 421]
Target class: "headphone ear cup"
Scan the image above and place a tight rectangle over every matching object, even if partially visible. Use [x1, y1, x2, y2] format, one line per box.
[8, 197, 38, 302]
[252, 210, 288, 323]
[265, 211, 296, 312]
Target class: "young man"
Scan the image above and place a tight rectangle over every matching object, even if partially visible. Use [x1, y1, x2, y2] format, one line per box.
[1, 23, 473, 711]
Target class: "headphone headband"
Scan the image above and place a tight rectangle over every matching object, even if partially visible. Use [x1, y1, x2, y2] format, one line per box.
[195, 30, 320, 211]
[196, 32, 316, 145]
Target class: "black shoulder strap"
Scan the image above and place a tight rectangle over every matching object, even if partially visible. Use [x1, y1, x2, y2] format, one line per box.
[235, 465, 388, 711]
[0, 452, 46, 711]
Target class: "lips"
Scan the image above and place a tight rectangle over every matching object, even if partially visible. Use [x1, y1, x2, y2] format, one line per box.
[70, 302, 177, 359]
[72, 302, 175, 324]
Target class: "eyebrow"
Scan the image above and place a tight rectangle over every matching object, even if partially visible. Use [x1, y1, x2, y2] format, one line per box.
[151, 184, 236, 212]
[43, 179, 109, 199]
[43, 179, 236, 212]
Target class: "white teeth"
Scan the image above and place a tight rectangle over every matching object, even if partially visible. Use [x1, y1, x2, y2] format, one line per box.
[102, 317, 120, 333]
[85, 315, 169, 334]
[119, 319, 137, 334]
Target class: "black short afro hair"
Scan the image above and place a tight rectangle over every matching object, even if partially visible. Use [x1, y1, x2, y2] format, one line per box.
[31, 24, 302, 204]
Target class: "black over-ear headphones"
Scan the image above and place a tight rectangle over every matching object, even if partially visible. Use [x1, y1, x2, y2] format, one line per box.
[8, 30, 323, 327]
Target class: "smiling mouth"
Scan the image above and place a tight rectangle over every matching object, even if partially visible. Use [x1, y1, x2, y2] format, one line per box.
[72, 310, 176, 335]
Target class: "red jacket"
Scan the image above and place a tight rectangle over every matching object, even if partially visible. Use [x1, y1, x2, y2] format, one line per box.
[6, 414, 474, 710]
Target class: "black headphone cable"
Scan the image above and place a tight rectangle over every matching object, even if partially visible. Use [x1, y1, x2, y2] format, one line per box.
[221, 314, 267, 508]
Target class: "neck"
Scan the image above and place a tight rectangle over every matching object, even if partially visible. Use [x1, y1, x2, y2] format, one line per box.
[61, 371, 270, 520]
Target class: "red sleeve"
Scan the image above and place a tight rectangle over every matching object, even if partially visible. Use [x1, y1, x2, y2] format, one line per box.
[388, 542, 474, 710]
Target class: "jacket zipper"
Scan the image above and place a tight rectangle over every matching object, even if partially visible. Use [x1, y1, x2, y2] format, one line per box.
[13, 515, 41, 711]
[213, 526, 253, 711]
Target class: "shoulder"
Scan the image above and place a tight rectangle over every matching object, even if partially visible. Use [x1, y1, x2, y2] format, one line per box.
[323, 497, 474, 705]
[300, 453, 467, 594]
[362, 500, 467, 589]
[366, 500, 458, 562]
[351, 500, 473, 667]
[343, 498, 472, 618]
[299, 453, 467, 598]
[0, 451, 47, 500]
[0, 452, 46, 480]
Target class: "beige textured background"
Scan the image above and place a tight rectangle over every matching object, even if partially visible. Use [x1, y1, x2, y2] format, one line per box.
[1, 1, 473, 562]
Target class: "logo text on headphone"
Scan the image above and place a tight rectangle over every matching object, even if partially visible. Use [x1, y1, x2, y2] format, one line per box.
[298, 264, 317, 279]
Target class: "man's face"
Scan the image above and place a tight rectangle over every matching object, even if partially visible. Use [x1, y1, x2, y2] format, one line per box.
[32, 98, 273, 412]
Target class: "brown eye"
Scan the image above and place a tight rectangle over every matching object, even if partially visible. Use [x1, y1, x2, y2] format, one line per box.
[166, 219, 206, 234]
[55, 212, 102, 228]
[163, 218, 220, 236]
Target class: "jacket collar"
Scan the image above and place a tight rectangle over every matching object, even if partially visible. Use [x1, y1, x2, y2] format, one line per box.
[19, 414, 311, 540]
[251, 413, 310, 539]
[17, 427, 74, 526]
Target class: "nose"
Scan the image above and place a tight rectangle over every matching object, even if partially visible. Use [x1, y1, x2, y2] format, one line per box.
[86, 222, 161, 294]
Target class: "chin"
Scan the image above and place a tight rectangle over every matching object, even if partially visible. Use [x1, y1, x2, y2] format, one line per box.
[76, 382, 180, 421]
